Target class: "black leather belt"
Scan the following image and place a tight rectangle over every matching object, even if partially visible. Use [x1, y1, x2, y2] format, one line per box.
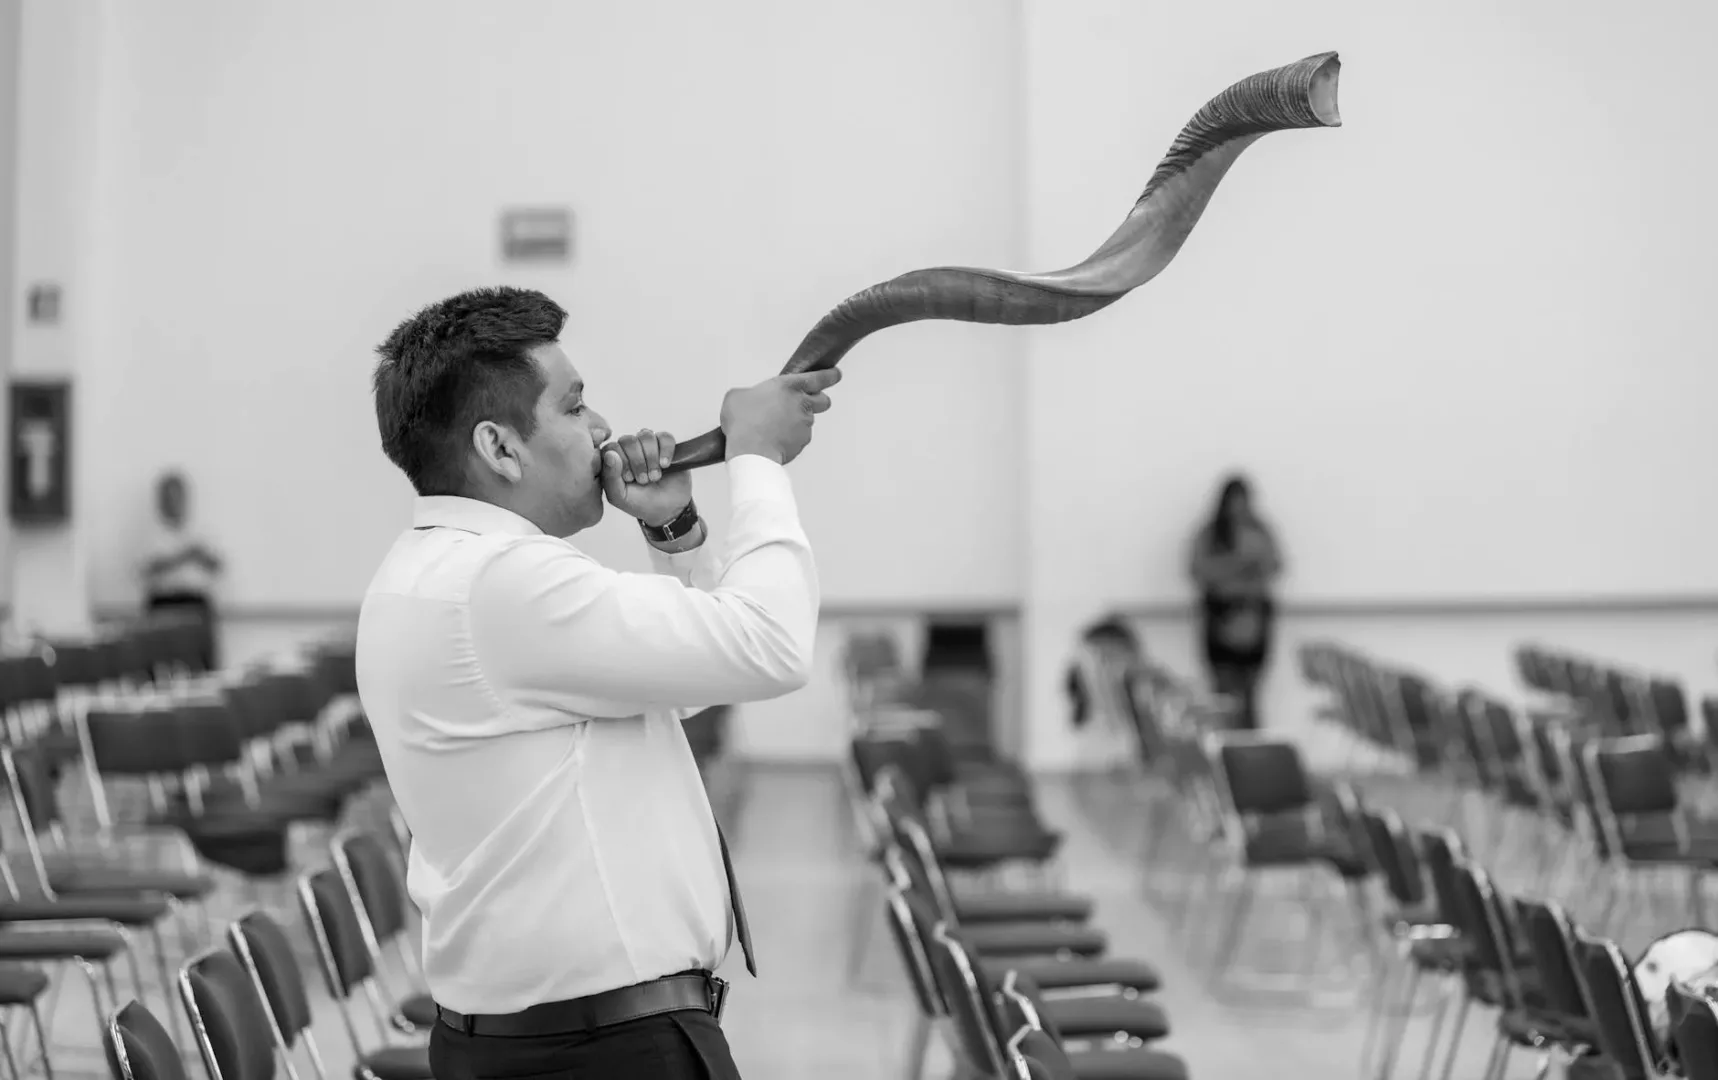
[435, 971, 728, 1038]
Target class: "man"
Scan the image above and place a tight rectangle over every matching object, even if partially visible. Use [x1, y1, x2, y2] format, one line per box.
[355, 286, 838, 1080]
[140, 470, 224, 669]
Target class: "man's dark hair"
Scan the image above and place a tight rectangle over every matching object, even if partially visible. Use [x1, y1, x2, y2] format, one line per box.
[372, 287, 567, 495]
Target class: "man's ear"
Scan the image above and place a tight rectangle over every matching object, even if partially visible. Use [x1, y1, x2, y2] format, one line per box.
[472, 421, 524, 484]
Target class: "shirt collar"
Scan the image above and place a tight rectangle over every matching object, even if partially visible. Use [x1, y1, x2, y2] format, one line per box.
[412, 496, 544, 537]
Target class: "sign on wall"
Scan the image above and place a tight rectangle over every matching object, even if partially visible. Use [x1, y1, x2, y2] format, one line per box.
[499, 207, 574, 263]
[8, 380, 71, 525]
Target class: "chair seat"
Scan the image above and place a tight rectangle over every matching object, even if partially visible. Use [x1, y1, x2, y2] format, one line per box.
[938, 830, 1063, 867]
[1062, 1046, 1190, 1080]
[0, 927, 127, 961]
[0, 895, 170, 928]
[967, 921, 1107, 959]
[168, 816, 297, 877]
[1243, 817, 1369, 878]
[986, 956, 1162, 995]
[1409, 936, 1470, 970]
[1043, 996, 1170, 1041]
[194, 781, 346, 822]
[399, 991, 437, 1028]
[357, 1043, 434, 1080]
[1620, 817, 1718, 864]
[46, 864, 217, 902]
[953, 891, 1094, 924]
[0, 964, 49, 1005]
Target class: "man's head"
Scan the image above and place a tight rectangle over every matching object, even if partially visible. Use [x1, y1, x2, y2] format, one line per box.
[372, 287, 612, 537]
[156, 470, 188, 526]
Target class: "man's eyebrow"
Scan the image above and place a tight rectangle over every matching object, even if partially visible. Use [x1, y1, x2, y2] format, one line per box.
[562, 380, 585, 401]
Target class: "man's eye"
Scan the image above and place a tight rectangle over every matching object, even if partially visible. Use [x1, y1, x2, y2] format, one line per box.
[568, 403, 585, 415]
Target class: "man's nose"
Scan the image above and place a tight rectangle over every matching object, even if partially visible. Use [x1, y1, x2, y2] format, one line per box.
[590, 412, 611, 446]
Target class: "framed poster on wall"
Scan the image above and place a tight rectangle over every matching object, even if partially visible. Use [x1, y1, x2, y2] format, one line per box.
[8, 379, 71, 525]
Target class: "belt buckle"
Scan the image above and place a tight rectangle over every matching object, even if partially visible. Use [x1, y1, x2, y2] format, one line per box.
[704, 973, 729, 1021]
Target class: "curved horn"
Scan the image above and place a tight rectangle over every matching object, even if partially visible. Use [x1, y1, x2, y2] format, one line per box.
[664, 50, 1342, 473]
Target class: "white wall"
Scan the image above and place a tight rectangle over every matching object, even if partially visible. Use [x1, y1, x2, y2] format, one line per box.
[11, 0, 1717, 766]
[77, 0, 1024, 612]
[1018, 0, 1718, 767]
[4, 0, 114, 634]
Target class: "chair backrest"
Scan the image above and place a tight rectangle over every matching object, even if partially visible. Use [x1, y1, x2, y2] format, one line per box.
[1650, 679, 1692, 738]
[1209, 736, 1312, 817]
[1445, 861, 1514, 996]
[228, 910, 316, 1050]
[106, 999, 191, 1080]
[1005, 1030, 1073, 1080]
[332, 831, 409, 942]
[1416, 829, 1467, 927]
[1675, 991, 1718, 1080]
[875, 774, 959, 922]
[1359, 810, 1426, 908]
[1571, 931, 1664, 1080]
[879, 872, 941, 1020]
[296, 869, 377, 998]
[173, 704, 247, 772]
[177, 948, 283, 1080]
[1515, 898, 1590, 1022]
[84, 707, 188, 778]
[902, 891, 1007, 1077]
[1588, 735, 1681, 818]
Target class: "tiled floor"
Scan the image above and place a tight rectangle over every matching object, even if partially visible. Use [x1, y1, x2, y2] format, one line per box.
[30, 764, 1582, 1079]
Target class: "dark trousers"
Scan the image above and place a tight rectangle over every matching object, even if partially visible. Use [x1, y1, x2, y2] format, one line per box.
[144, 591, 219, 671]
[1200, 596, 1273, 732]
[428, 1010, 741, 1080]
[1210, 662, 1264, 730]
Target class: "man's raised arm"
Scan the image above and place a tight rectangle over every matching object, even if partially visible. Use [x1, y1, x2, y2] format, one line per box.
[469, 455, 818, 722]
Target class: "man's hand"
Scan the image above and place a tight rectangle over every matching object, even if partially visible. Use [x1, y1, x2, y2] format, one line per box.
[719, 368, 841, 466]
[602, 429, 693, 527]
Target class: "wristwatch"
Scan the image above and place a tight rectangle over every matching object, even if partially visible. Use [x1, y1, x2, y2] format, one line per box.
[640, 500, 701, 544]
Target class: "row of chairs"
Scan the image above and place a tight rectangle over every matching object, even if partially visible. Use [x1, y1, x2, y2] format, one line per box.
[848, 721, 1188, 1080]
[105, 821, 435, 1080]
[1517, 642, 1718, 758]
[0, 622, 392, 1080]
[1289, 638, 1718, 1078]
[1304, 643, 1718, 936]
[1358, 787, 1718, 1080]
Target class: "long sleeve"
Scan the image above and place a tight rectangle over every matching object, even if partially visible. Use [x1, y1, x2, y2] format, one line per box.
[467, 455, 819, 723]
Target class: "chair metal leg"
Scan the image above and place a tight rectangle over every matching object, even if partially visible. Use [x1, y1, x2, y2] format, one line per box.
[1359, 940, 1407, 1078]
[0, 1014, 18, 1080]
[1432, 983, 1472, 1080]
[1481, 1034, 1512, 1080]
[1411, 977, 1455, 1080]
[27, 1001, 53, 1080]
[902, 1011, 932, 1080]
[1530, 1048, 1555, 1080]
[1373, 962, 1423, 1080]
[1203, 870, 1254, 991]
[844, 873, 880, 987]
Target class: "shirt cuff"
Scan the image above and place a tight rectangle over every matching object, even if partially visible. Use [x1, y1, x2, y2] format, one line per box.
[728, 454, 795, 507]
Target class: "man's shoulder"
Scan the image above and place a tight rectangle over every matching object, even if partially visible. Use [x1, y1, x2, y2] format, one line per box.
[363, 527, 595, 608]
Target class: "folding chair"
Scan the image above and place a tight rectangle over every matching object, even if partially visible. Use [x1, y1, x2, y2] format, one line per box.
[104, 998, 188, 1080]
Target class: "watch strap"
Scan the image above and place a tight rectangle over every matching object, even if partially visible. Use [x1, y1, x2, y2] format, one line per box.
[640, 500, 700, 543]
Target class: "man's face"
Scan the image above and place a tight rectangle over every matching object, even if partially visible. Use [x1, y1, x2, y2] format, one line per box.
[518, 342, 611, 537]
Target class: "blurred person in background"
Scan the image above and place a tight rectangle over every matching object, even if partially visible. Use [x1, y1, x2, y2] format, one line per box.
[1188, 472, 1282, 729]
[140, 469, 223, 669]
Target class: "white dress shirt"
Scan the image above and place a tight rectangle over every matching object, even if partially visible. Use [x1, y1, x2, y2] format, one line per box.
[354, 455, 818, 1014]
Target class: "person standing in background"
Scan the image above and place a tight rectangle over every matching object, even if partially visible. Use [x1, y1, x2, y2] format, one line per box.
[1188, 473, 1283, 729]
[140, 469, 223, 669]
